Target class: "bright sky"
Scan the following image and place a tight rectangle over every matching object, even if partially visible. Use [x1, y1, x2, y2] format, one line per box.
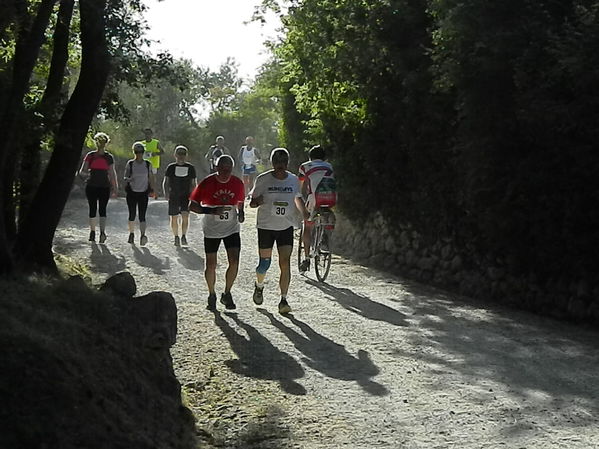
[143, 0, 281, 81]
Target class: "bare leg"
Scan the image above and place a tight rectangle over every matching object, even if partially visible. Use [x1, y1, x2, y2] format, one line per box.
[256, 248, 273, 285]
[170, 215, 179, 236]
[224, 247, 240, 293]
[277, 245, 293, 297]
[181, 212, 189, 236]
[205, 252, 217, 295]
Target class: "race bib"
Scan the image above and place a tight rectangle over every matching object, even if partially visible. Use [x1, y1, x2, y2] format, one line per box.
[144, 151, 153, 159]
[272, 201, 289, 217]
[216, 206, 235, 222]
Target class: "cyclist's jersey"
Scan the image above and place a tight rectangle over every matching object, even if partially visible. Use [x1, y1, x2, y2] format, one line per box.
[251, 170, 302, 231]
[143, 139, 161, 169]
[84, 151, 114, 188]
[298, 159, 336, 209]
[190, 173, 244, 239]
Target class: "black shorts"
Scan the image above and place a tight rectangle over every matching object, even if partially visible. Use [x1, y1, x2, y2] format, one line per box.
[204, 233, 241, 254]
[168, 195, 190, 216]
[258, 226, 294, 249]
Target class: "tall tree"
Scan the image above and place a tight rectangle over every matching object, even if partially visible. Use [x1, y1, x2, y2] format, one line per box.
[16, 0, 110, 272]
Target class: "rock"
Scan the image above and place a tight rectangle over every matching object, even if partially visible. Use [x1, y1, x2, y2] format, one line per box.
[100, 272, 136, 298]
[129, 291, 178, 349]
[567, 297, 588, 321]
[384, 236, 397, 255]
[55, 275, 92, 296]
[405, 249, 417, 267]
[418, 257, 437, 271]
[441, 244, 453, 260]
[577, 279, 591, 299]
[487, 267, 505, 282]
[399, 231, 410, 248]
[450, 255, 463, 272]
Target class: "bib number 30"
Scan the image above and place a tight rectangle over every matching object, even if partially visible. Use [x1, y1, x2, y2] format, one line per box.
[272, 202, 289, 217]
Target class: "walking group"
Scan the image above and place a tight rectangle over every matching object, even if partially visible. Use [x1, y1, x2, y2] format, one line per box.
[78, 130, 336, 315]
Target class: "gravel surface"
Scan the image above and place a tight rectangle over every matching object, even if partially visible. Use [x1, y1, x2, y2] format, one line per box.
[55, 196, 599, 448]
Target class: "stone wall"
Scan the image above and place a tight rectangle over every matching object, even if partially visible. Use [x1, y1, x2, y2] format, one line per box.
[332, 212, 599, 324]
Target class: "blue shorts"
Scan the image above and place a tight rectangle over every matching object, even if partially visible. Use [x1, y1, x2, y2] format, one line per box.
[242, 165, 257, 175]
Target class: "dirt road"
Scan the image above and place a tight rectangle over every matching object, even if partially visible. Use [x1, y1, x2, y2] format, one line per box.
[55, 197, 599, 448]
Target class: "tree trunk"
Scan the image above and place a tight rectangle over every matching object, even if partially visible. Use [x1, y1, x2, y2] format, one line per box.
[0, 0, 58, 275]
[18, 0, 75, 228]
[16, 0, 110, 273]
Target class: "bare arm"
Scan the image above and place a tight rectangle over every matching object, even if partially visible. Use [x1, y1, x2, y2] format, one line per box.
[163, 176, 170, 197]
[295, 196, 309, 220]
[109, 165, 118, 196]
[156, 140, 165, 155]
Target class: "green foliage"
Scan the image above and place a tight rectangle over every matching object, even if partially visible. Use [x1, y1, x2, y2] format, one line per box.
[271, 0, 599, 281]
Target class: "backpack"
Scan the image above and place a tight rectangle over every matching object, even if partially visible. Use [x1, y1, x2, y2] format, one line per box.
[313, 174, 337, 208]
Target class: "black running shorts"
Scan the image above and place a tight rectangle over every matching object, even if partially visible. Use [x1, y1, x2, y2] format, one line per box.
[257, 226, 294, 249]
[204, 232, 241, 254]
[168, 195, 190, 216]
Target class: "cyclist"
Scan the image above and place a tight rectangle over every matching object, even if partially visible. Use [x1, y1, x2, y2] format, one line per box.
[237, 136, 262, 197]
[298, 145, 336, 273]
[124, 142, 155, 246]
[78, 132, 118, 243]
[249, 148, 309, 314]
[163, 145, 197, 246]
[189, 155, 245, 311]
[205, 135, 229, 174]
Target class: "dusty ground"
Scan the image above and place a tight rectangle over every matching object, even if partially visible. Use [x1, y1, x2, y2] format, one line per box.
[55, 196, 599, 448]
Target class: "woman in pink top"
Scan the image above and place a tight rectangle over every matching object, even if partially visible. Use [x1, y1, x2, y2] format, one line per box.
[78, 132, 118, 243]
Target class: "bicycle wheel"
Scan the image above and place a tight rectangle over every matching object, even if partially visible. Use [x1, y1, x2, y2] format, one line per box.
[297, 228, 307, 272]
[314, 230, 331, 282]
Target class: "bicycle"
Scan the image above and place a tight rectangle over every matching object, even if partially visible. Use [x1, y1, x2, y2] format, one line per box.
[297, 207, 335, 282]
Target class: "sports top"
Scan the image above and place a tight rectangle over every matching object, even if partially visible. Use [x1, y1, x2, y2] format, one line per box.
[84, 151, 114, 188]
[250, 170, 302, 231]
[189, 174, 245, 239]
[164, 162, 197, 198]
[143, 139, 161, 169]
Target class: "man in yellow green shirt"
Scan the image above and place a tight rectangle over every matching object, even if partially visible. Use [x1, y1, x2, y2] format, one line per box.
[143, 128, 164, 175]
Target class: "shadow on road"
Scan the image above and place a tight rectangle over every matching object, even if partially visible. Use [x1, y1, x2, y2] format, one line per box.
[383, 276, 599, 417]
[176, 247, 204, 271]
[213, 311, 307, 396]
[306, 279, 408, 328]
[258, 309, 388, 397]
[131, 245, 170, 275]
[89, 243, 126, 274]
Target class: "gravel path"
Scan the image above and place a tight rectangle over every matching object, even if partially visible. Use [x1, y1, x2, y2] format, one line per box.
[55, 196, 599, 448]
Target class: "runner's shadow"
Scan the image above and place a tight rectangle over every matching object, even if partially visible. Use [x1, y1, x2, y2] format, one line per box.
[89, 243, 126, 274]
[131, 245, 170, 275]
[306, 279, 408, 327]
[258, 309, 388, 396]
[212, 311, 306, 396]
[176, 247, 204, 271]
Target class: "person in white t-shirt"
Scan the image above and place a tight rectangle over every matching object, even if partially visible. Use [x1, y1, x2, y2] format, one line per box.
[249, 148, 309, 314]
[237, 136, 262, 197]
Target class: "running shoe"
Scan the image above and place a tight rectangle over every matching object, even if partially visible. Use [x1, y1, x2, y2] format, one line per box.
[278, 299, 291, 314]
[252, 284, 264, 305]
[128, 233, 134, 244]
[174, 236, 180, 247]
[89, 230, 95, 242]
[220, 292, 236, 310]
[99, 232, 107, 244]
[206, 293, 217, 311]
[181, 235, 188, 246]
[140, 235, 148, 246]
[299, 259, 310, 273]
